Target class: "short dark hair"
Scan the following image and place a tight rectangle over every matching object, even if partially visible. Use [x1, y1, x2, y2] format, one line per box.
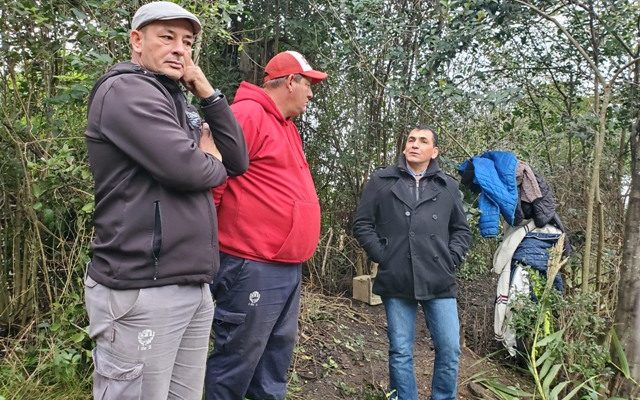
[411, 124, 438, 146]
[262, 73, 304, 89]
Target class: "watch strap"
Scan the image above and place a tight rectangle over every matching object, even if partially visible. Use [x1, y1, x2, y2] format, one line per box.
[200, 89, 224, 107]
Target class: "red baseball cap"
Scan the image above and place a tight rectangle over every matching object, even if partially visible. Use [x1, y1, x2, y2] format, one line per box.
[264, 51, 328, 84]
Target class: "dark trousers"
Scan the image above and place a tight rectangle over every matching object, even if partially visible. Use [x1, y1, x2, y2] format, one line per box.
[205, 252, 302, 400]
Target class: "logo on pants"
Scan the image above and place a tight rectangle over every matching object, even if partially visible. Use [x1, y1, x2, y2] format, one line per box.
[249, 291, 260, 306]
[138, 329, 155, 350]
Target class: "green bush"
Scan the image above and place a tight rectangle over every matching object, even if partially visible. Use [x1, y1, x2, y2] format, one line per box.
[510, 272, 614, 398]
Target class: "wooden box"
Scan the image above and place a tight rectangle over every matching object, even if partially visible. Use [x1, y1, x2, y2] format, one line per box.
[352, 274, 382, 305]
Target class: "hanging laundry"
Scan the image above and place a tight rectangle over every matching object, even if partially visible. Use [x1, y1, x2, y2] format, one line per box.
[460, 151, 571, 356]
[458, 151, 519, 237]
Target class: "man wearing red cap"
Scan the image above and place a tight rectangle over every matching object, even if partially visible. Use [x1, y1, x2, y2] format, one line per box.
[205, 51, 327, 399]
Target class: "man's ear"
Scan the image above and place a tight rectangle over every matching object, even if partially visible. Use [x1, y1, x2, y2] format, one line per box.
[432, 146, 440, 159]
[285, 74, 295, 93]
[130, 30, 143, 53]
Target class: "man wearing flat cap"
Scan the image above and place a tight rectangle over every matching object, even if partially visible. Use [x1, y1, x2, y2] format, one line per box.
[83, 2, 247, 399]
[205, 51, 327, 399]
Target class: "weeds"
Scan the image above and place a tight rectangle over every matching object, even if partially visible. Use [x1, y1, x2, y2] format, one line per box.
[474, 236, 639, 399]
[0, 287, 92, 400]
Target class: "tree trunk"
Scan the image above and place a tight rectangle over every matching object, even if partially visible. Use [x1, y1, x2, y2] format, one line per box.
[612, 59, 640, 397]
[613, 131, 640, 396]
[582, 88, 609, 290]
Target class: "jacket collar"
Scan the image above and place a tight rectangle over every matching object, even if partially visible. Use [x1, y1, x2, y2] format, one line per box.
[233, 81, 288, 124]
[370, 156, 446, 209]
[378, 155, 447, 185]
[109, 62, 183, 93]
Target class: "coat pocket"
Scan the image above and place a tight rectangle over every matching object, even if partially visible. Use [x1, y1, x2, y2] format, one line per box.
[378, 237, 390, 264]
[92, 348, 143, 400]
[151, 201, 162, 280]
[431, 237, 456, 277]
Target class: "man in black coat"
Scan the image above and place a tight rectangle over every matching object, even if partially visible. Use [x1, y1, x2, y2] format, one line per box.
[353, 125, 471, 400]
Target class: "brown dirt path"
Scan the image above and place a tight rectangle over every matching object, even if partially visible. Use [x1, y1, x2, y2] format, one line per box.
[289, 276, 532, 399]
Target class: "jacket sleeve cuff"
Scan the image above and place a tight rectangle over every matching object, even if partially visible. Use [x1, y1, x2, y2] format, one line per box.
[200, 92, 226, 109]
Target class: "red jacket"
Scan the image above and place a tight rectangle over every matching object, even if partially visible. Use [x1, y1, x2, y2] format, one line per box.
[213, 81, 320, 263]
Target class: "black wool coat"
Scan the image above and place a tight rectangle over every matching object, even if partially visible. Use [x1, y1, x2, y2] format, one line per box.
[353, 157, 471, 300]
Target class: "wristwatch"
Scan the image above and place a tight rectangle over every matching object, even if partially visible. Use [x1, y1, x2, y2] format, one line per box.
[200, 89, 224, 107]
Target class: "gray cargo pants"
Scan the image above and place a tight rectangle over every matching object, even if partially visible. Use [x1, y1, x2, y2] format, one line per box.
[84, 275, 214, 400]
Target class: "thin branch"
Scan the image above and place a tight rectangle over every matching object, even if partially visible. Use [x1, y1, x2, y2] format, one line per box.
[524, 84, 554, 171]
[513, 0, 606, 86]
[611, 56, 640, 85]
[571, 0, 635, 57]
[398, 95, 473, 158]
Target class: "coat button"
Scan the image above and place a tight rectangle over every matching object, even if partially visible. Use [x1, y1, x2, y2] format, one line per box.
[432, 214, 438, 220]
[405, 211, 411, 216]
[433, 255, 440, 261]
[430, 234, 436, 239]
[409, 231, 415, 238]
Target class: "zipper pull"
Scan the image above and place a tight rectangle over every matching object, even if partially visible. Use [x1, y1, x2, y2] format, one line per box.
[153, 257, 159, 280]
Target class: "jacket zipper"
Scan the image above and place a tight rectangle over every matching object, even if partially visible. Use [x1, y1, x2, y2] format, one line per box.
[152, 201, 162, 280]
[415, 178, 420, 202]
[204, 193, 215, 248]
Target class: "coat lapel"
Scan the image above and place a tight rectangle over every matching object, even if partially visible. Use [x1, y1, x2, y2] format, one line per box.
[390, 178, 415, 209]
[383, 156, 449, 209]
[416, 181, 443, 208]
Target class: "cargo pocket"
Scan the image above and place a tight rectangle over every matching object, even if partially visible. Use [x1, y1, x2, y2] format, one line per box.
[92, 348, 143, 400]
[212, 307, 246, 353]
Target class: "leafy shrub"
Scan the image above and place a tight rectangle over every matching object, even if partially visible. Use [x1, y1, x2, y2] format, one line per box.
[509, 260, 615, 398]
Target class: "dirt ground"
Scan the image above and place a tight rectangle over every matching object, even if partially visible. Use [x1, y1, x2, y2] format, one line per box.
[290, 274, 532, 399]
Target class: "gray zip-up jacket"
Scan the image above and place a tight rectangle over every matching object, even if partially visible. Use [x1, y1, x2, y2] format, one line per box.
[85, 62, 248, 289]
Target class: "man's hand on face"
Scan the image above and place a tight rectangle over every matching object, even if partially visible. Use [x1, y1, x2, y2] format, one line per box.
[181, 51, 214, 99]
[199, 123, 222, 161]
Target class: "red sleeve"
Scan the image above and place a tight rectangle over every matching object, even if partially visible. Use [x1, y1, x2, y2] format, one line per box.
[211, 102, 263, 207]
[211, 180, 226, 208]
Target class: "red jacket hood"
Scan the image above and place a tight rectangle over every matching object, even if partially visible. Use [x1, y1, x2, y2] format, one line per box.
[233, 81, 286, 124]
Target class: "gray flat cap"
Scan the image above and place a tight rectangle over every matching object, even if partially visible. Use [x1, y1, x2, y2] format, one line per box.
[132, 1, 201, 34]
